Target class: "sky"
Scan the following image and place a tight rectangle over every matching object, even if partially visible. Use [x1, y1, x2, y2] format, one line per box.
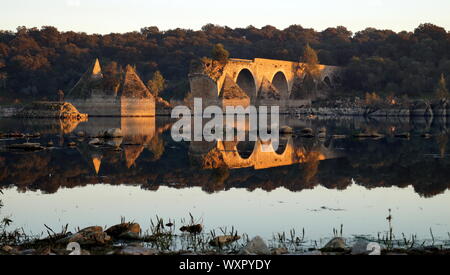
[1, 0, 450, 34]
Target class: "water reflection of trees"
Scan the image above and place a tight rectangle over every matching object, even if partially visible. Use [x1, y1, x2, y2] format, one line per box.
[1, 132, 450, 198]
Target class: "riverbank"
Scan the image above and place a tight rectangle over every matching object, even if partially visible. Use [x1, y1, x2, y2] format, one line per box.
[2, 98, 450, 119]
[290, 98, 450, 118]
[1, 218, 449, 256]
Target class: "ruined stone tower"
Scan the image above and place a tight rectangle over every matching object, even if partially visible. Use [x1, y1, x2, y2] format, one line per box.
[67, 59, 155, 117]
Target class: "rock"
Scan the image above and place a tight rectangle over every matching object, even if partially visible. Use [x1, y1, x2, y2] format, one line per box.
[104, 128, 123, 138]
[301, 128, 313, 135]
[118, 246, 158, 255]
[279, 126, 293, 134]
[323, 237, 346, 250]
[272, 247, 288, 255]
[180, 224, 203, 234]
[20, 249, 36, 255]
[353, 133, 384, 139]
[351, 240, 371, 255]
[332, 135, 347, 139]
[8, 143, 44, 151]
[57, 226, 111, 246]
[89, 138, 102, 145]
[298, 250, 322, 255]
[238, 249, 256, 255]
[118, 231, 141, 240]
[105, 223, 141, 239]
[239, 236, 270, 255]
[36, 247, 53, 255]
[395, 132, 410, 138]
[105, 138, 123, 148]
[1, 245, 14, 253]
[209, 235, 241, 247]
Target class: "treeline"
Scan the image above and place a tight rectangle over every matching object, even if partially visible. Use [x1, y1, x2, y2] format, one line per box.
[0, 23, 449, 102]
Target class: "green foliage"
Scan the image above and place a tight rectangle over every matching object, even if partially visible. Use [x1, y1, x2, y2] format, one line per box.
[211, 43, 229, 62]
[435, 74, 449, 100]
[146, 70, 166, 97]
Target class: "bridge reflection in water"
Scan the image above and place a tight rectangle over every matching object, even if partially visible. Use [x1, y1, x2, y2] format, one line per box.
[190, 136, 338, 170]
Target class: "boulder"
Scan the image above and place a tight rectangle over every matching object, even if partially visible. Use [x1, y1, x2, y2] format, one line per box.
[279, 126, 294, 134]
[299, 250, 322, 255]
[351, 240, 371, 255]
[271, 247, 288, 255]
[323, 237, 346, 250]
[209, 235, 241, 247]
[118, 246, 158, 256]
[105, 223, 141, 239]
[57, 226, 111, 246]
[89, 138, 102, 145]
[395, 132, 410, 138]
[239, 236, 270, 255]
[301, 128, 313, 135]
[103, 128, 123, 138]
[8, 143, 44, 151]
[1, 245, 14, 253]
[76, 131, 86, 137]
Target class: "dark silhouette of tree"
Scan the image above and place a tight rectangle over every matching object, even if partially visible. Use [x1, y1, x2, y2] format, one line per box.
[435, 74, 449, 100]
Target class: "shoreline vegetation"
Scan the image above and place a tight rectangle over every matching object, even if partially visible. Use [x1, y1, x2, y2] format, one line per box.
[0, 212, 450, 256]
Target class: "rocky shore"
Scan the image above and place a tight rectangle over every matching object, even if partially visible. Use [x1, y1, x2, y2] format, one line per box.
[1, 221, 449, 256]
[291, 98, 450, 118]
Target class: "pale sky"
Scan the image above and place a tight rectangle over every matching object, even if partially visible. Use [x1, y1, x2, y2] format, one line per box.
[1, 0, 449, 34]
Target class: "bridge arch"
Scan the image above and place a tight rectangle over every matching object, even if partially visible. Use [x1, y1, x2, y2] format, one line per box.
[271, 71, 289, 99]
[323, 76, 332, 88]
[237, 141, 256, 159]
[236, 68, 257, 99]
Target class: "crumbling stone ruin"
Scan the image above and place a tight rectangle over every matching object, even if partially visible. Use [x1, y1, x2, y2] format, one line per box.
[67, 59, 156, 117]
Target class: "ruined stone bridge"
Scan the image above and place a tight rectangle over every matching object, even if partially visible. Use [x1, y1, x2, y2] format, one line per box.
[189, 58, 342, 109]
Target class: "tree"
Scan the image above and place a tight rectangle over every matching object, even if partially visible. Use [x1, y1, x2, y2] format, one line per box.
[211, 43, 229, 62]
[146, 71, 166, 97]
[435, 74, 449, 100]
[103, 61, 122, 93]
[303, 44, 320, 79]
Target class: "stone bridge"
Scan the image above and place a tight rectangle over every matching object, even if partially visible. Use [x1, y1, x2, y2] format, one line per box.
[189, 58, 342, 109]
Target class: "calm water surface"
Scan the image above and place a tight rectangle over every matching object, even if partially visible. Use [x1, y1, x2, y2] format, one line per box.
[1, 116, 450, 244]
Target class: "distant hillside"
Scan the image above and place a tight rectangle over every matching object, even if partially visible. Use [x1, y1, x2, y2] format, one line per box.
[0, 23, 449, 103]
